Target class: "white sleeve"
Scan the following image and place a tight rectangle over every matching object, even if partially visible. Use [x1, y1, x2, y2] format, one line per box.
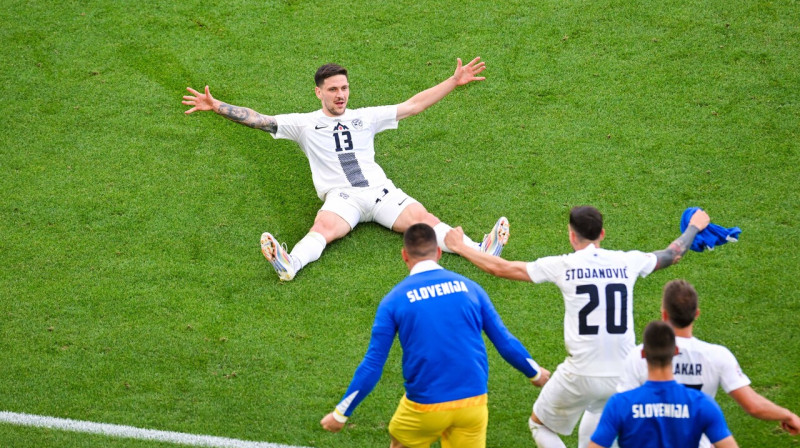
[272, 113, 305, 141]
[525, 256, 560, 284]
[366, 105, 399, 133]
[716, 346, 751, 393]
[617, 345, 648, 392]
[628, 250, 657, 278]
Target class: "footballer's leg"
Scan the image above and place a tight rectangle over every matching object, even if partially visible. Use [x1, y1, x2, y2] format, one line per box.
[293, 211, 351, 269]
[578, 382, 617, 448]
[577, 410, 602, 448]
[478, 216, 509, 256]
[260, 232, 299, 281]
[371, 182, 503, 255]
[390, 204, 483, 254]
[261, 210, 353, 281]
[528, 414, 566, 448]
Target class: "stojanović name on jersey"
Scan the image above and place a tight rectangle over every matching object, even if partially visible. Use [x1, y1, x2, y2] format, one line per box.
[407, 281, 469, 303]
[632, 403, 690, 419]
[565, 267, 629, 281]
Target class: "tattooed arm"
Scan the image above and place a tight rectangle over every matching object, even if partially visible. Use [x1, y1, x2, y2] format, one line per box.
[183, 85, 277, 133]
[651, 209, 710, 271]
[216, 102, 277, 133]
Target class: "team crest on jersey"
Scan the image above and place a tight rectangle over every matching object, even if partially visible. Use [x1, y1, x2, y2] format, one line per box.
[351, 118, 363, 129]
[334, 122, 349, 131]
[339, 192, 350, 200]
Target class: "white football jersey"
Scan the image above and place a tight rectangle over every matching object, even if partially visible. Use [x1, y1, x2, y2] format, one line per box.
[526, 244, 657, 376]
[618, 336, 751, 397]
[617, 336, 751, 448]
[272, 106, 398, 200]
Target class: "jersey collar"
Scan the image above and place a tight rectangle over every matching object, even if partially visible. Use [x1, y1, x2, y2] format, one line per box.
[576, 243, 599, 253]
[409, 259, 444, 276]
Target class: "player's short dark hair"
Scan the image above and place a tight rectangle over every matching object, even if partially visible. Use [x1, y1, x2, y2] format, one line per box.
[662, 279, 699, 329]
[403, 223, 438, 259]
[569, 206, 603, 241]
[643, 320, 676, 368]
[315, 63, 348, 87]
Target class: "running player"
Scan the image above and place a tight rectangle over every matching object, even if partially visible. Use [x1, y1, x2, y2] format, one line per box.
[444, 205, 712, 448]
[589, 321, 738, 448]
[320, 223, 549, 448]
[182, 58, 509, 281]
[617, 279, 800, 446]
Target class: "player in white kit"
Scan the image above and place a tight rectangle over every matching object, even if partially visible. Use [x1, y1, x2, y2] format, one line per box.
[183, 58, 509, 281]
[618, 279, 800, 446]
[445, 205, 712, 448]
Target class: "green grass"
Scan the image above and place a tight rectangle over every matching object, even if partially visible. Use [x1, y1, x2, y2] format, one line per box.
[1, 0, 798, 447]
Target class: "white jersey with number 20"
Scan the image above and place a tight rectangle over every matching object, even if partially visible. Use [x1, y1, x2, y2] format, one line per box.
[526, 244, 657, 376]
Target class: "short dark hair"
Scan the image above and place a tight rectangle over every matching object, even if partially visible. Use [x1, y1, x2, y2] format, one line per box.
[403, 223, 438, 259]
[314, 63, 348, 87]
[662, 279, 699, 329]
[569, 206, 603, 241]
[643, 320, 676, 368]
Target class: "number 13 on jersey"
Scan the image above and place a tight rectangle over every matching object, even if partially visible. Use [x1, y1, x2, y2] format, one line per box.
[333, 131, 353, 152]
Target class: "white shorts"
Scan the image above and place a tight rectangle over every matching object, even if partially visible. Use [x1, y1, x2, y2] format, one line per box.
[320, 180, 419, 230]
[532, 365, 618, 435]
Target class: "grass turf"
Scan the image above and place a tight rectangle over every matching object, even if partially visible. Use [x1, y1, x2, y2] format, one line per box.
[0, 0, 798, 447]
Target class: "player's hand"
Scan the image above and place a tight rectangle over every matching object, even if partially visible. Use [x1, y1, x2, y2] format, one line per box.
[183, 85, 217, 114]
[781, 412, 800, 435]
[452, 57, 486, 86]
[531, 368, 550, 387]
[688, 209, 711, 232]
[444, 226, 466, 253]
[320, 413, 346, 433]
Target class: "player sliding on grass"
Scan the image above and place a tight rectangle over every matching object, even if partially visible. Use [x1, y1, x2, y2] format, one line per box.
[183, 57, 509, 281]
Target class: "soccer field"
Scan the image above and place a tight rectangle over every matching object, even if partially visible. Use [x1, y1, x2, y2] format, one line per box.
[1, 1, 798, 447]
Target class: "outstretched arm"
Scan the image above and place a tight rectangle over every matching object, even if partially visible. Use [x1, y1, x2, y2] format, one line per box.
[321, 305, 396, 432]
[479, 291, 547, 385]
[183, 85, 278, 133]
[395, 57, 486, 121]
[444, 227, 531, 281]
[651, 209, 710, 271]
[728, 386, 800, 435]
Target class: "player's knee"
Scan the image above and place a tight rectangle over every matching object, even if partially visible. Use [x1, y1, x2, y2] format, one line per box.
[311, 213, 351, 241]
[407, 208, 438, 226]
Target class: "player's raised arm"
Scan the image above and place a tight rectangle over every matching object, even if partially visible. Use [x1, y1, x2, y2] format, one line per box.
[395, 57, 486, 121]
[651, 209, 711, 271]
[183, 85, 278, 133]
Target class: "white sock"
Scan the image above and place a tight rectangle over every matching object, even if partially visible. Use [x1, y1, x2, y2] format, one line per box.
[433, 222, 479, 253]
[289, 231, 326, 271]
[578, 410, 602, 448]
[529, 418, 566, 448]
